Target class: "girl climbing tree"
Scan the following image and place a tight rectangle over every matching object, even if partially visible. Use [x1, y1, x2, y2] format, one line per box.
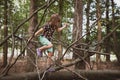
[34, 13, 69, 67]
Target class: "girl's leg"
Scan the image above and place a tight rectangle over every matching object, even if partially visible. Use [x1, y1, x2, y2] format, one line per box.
[37, 35, 53, 56]
[47, 52, 56, 72]
[37, 44, 53, 57]
[38, 36, 54, 67]
[38, 44, 53, 51]
[47, 52, 54, 66]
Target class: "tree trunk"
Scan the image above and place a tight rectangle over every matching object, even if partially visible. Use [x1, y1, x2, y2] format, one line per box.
[96, 0, 102, 69]
[26, 0, 38, 72]
[3, 0, 8, 68]
[73, 0, 84, 69]
[1, 70, 120, 80]
[57, 0, 63, 63]
[111, 0, 120, 63]
[85, 0, 91, 69]
[105, 0, 111, 62]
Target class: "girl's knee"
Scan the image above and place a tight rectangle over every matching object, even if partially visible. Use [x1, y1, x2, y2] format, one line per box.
[49, 44, 53, 47]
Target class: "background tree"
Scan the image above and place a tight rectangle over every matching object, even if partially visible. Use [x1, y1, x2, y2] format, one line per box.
[85, 0, 92, 69]
[2, 0, 8, 68]
[26, 0, 38, 72]
[96, 0, 102, 69]
[105, 0, 110, 62]
[111, 0, 120, 63]
[72, 0, 84, 69]
[57, 0, 64, 63]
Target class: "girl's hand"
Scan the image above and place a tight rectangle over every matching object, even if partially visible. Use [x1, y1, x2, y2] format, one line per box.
[63, 23, 69, 27]
[57, 23, 69, 32]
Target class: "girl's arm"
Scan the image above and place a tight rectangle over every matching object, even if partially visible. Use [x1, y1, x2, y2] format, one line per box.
[28, 28, 43, 41]
[57, 23, 69, 32]
[35, 28, 44, 36]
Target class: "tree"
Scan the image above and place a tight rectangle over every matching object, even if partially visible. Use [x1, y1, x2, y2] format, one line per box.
[2, 0, 8, 68]
[85, 0, 92, 69]
[26, 0, 38, 72]
[72, 0, 84, 69]
[111, 0, 120, 63]
[105, 0, 111, 62]
[96, 0, 102, 69]
[57, 0, 64, 63]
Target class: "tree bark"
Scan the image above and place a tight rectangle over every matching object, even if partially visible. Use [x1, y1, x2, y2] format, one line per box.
[1, 70, 120, 80]
[111, 0, 120, 63]
[26, 0, 38, 72]
[3, 0, 8, 67]
[73, 0, 84, 69]
[96, 0, 102, 69]
[105, 0, 111, 62]
[57, 0, 64, 63]
[85, 0, 91, 69]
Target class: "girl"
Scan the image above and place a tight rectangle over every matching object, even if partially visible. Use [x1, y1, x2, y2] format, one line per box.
[35, 13, 69, 65]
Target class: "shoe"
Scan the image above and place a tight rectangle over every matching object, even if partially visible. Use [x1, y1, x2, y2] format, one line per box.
[47, 67, 55, 72]
[36, 48, 42, 57]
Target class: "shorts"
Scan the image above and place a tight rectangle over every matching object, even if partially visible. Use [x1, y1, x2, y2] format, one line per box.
[39, 35, 53, 52]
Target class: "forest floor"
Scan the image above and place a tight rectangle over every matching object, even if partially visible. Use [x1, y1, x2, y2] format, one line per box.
[0, 56, 120, 74]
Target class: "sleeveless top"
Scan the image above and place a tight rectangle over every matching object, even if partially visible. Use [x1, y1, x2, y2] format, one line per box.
[42, 24, 56, 41]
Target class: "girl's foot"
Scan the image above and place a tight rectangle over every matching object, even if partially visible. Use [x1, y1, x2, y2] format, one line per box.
[36, 48, 42, 57]
[48, 67, 55, 72]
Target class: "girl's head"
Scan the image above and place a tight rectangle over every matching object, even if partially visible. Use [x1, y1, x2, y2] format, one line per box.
[49, 13, 61, 27]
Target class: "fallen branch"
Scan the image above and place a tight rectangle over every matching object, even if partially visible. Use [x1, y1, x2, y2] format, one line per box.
[0, 70, 120, 80]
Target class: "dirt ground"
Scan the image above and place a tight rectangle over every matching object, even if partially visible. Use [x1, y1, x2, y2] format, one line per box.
[0, 57, 120, 74]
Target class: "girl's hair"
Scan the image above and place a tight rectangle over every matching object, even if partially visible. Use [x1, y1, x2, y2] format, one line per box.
[48, 13, 61, 26]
